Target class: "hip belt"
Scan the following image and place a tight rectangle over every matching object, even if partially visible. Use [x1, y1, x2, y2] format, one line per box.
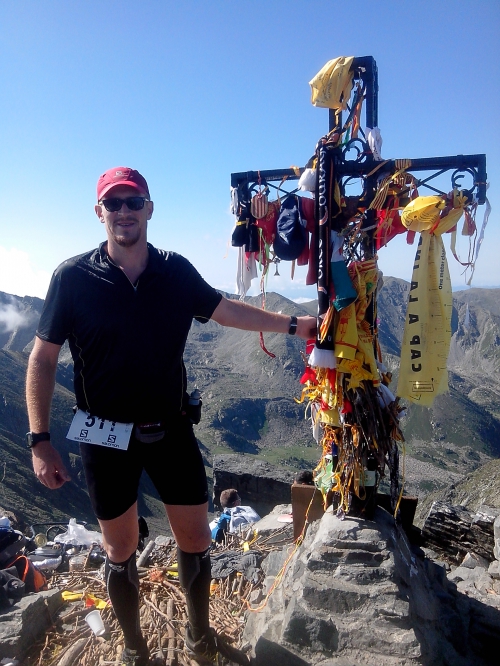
[134, 422, 166, 444]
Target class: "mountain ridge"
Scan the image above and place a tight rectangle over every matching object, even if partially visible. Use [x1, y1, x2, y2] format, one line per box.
[0, 281, 498, 531]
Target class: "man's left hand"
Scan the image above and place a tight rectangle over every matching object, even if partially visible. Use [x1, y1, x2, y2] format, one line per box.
[296, 316, 317, 340]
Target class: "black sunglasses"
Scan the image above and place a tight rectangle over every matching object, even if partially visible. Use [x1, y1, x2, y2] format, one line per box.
[99, 196, 149, 212]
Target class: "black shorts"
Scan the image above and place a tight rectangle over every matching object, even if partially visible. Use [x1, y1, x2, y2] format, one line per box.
[80, 414, 208, 521]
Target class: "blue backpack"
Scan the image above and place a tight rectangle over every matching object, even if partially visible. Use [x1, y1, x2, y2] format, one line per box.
[210, 511, 231, 543]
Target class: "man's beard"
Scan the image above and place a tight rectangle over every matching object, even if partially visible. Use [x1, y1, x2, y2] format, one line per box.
[114, 232, 140, 247]
[111, 219, 141, 247]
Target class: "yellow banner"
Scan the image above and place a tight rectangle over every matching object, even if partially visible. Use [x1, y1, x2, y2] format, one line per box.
[397, 232, 452, 406]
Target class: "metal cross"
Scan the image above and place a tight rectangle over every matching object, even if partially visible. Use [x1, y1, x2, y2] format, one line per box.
[229, 56, 487, 519]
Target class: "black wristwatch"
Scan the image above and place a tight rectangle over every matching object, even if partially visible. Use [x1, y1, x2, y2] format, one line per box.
[26, 432, 50, 449]
[288, 316, 298, 335]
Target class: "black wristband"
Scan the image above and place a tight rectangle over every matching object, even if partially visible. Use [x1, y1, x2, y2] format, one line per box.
[26, 432, 50, 449]
[288, 316, 298, 335]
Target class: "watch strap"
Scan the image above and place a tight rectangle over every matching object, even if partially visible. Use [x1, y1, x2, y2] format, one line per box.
[288, 316, 298, 335]
[26, 432, 50, 448]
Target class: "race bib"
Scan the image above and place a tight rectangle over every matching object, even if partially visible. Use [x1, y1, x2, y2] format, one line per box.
[66, 410, 133, 450]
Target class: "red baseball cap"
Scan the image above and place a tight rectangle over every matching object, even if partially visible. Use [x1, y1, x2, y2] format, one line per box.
[96, 167, 150, 201]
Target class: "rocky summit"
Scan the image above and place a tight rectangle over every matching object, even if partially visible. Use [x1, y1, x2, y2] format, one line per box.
[1, 458, 500, 664]
[243, 506, 500, 666]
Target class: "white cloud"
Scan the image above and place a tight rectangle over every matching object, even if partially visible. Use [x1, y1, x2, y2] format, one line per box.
[0, 247, 51, 299]
[0, 301, 37, 333]
[293, 297, 315, 304]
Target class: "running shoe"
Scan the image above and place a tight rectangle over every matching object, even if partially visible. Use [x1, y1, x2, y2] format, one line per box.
[120, 647, 164, 666]
[184, 625, 250, 665]
[120, 647, 149, 666]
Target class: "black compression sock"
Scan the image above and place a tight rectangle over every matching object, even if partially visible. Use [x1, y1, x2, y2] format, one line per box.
[105, 553, 146, 652]
[177, 547, 211, 641]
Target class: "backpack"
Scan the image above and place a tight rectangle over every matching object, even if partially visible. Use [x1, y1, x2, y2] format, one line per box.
[0, 567, 25, 607]
[0, 528, 46, 594]
[210, 512, 231, 544]
[228, 506, 261, 534]
[6, 555, 47, 593]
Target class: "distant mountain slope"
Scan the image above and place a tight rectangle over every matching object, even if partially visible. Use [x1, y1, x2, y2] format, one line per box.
[0, 280, 498, 525]
[377, 276, 410, 356]
[183, 292, 316, 467]
[449, 288, 500, 420]
[0, 349, 92, 524]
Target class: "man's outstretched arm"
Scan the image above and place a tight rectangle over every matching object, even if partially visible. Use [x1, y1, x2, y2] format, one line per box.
[26, 337, 71, 489]
[211, 296, 317, 340]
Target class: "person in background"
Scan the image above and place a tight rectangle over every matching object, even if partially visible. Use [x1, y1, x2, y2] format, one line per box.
[220, 489, 242, 510]
[210, 489, 261, 543]
[293, 470, 315, 486]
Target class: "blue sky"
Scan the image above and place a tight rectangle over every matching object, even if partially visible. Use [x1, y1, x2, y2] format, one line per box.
[0, 0, 498, 302]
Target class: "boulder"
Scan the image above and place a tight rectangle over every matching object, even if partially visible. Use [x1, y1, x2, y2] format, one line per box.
[0, 589, 63, 659]
[494, 515, 500, 561]
[421, 502, 500, 562]
[253, 504, 294, 544]
[243, 505, 500, 666]
[488, 560, 500, 579]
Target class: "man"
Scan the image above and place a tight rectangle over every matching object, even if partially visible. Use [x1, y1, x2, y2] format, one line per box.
[293, 470, 314, 486]
[220, 489, 243, 510]
[210, 489, 260, 543]
[26, 167, 316, 666]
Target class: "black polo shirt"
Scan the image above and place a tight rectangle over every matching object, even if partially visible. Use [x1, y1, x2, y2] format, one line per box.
[37, 242, 222, 423]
